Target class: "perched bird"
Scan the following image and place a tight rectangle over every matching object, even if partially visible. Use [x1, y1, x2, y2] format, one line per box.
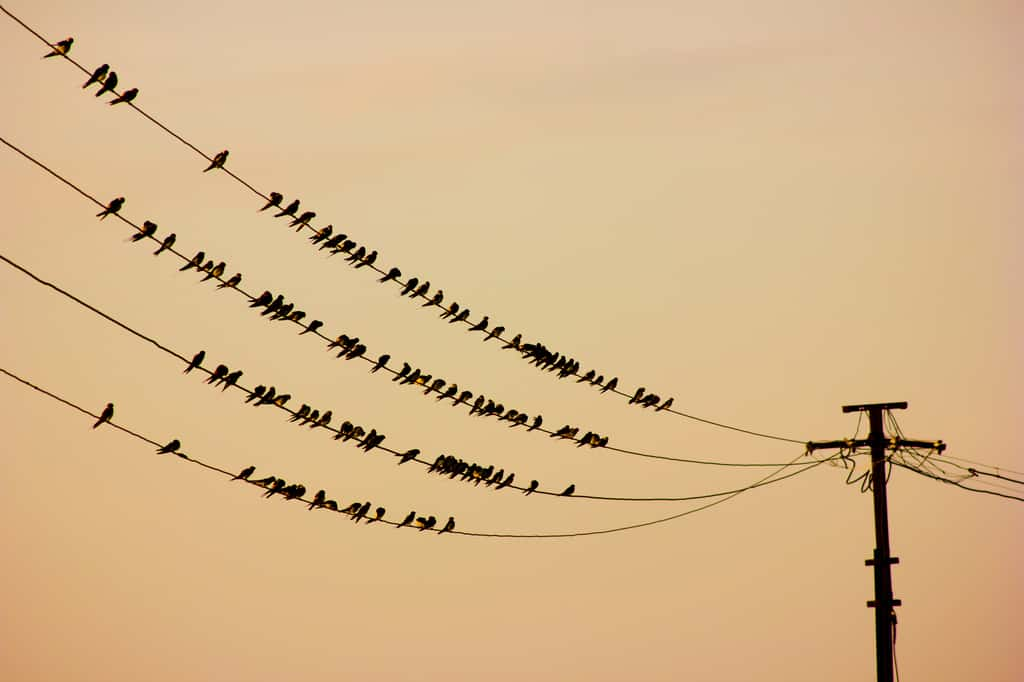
[370, 354, 390, 373]
[263, 479, 287, 498]
[205, 364, 228, 385]
[273, 394, 291, 407]
[249, 290, 272, 308]
[300, 319, 323, 336]
[451, 309, 470, 325]
[345, 245, 366, 263]
[221, 370, 242, 391]
[203, 150, 229, 172]
[560, 484, 576, 496]
[256, 386, 276, 405]
[440, 302, 457, 320]
[95, 70, 118, 97]
[156, 439, 181, 454]
[524, 480, 539, 495]
[274, 199, 299, 218]
[315, 410, 332, 429]
[495, 472, 514, 490]
[93, 402, 114, 429]
[284, 484, 306, 500]
[290, 211, 316, 228]
[260, 192, 283, 212]
[322, 500, 338, 511]
[202, 261, 225, 282]
[308, 490, 326, 510]
[289, 404, 311, 423]
[424, 290, 443, 308]
[355, 250, 377, 269]
[469, 316, 489, 333]
[577, 369, 596, 384]
[251, 475, 276, 487]
[657, 397, 674, 412]
[95, 196, 125, 220]
[392, 362, 411, 382]
[183, 350, 205, 374]
[398, 510, 416, 528]
[439, 517, 455, 534]
[309, 224, 332, 244]
[82, 63, 109, 89]
[601, 377, 619, 394]
[232, 465, 256, 481]
[400, 278, 419, 297]
[368, 507, 385, 523]
[502, 333, 522, 350]
[131, 220, 157, 242]
[412, 281, 430, 299]
[353, 502, 371, 522]
[43, 37, 73, 58]
[379, 267, 401, 283]
[244, 385, 265, 403]
[153, 232, 176, 255]
[485, 326, 504, 342]
[417, 516, 437, 532]
[397, 448, 419, 465]
[218, 272, 242, 290]
[321, 234, 346, 251]
[528, 415, 543, 432]
[109, 87, 139, 105]
[179, 250, 204, 272]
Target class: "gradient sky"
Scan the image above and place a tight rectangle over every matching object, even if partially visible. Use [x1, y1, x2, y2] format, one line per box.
[1, 1, 1021, 680]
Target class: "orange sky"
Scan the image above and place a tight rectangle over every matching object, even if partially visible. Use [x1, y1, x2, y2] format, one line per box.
[2, 1, 1021, 680]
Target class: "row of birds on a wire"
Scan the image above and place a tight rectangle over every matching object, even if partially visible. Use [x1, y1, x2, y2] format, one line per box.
[47, 33, 676, 419]
[180, 348, 577, 497]
[94, 195, 615, 451]
[89, 400, 455, 532]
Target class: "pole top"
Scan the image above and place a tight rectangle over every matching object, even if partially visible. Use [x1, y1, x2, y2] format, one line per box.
[842, 401, 908, 413]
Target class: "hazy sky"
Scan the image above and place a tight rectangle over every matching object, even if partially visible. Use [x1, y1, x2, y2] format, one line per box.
[2, 1, 1021, 680]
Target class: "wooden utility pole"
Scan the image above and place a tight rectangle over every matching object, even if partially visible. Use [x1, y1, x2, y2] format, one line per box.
[807, 401, 945, 682]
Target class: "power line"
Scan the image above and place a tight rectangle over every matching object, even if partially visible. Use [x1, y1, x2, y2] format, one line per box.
[2, 250, 836, 503]
[0, 131, 807, 468]
[0, 364, 837, 538]
[0, 6, 806, 446]
[890, 460, 1024, 503]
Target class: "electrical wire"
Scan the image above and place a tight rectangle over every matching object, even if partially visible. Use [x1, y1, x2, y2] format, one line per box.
[0, 131, 809, 468]
[2, 250, 837, 502]
[0, 364, 839, 538]
[0, 6, 807, 446]
[890, 461, 1024, 503]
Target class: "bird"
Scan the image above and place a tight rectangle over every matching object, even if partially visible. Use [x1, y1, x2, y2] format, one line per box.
[308, 490, 326, 510]
[469, 316, 489, 333]
[577, 369, 596, 384]
[284, 484, 306, 501]
[96, 197, 125, 219]
[524, 480, 538, 495]
[299, 320, 323, 336]
[322, 500, 338, 511]
[274, 199, 299, 218]
[485, 326, 504, 342]
[153, 232, 176, 255]
[315, 410, 332, 429]
[439, 517, 455, 534]
[156, 439, 180, 454]
[657, 397, 674, 412]
[202, 261, 225, 282]
[321, 233, 346, 251]
[203, 150, 229, 172]
[290, 404, 310, 423]
[290, 211, 316, 228]
[109, 87, 139, 105]
[43, 37, 73, 58]
[451, 309, 470, 325]
[205, 364, 228, 385]
[370, 354, 390, 373]
[95, 70, 118, 97]
[131, 220, 157, 242]
[368, 507, 385, 523]
[412, 281, 430, 299]
[400, 278, 418, 297]
[440, 302, 457, 320]
[249, 290, 272, 308]
[82, 63, 109, 89]
[601, 377, 619, 394]
[256, 386, 276, 405]
[93, 402, 114, 429]
[528, 415, 543, 432]
[397, 449, 419, 465]
[398, 511, 416, 528]
[183, 350, 205, 374]
[355, 250, 377, 269]
[260, 192, 283, 211]
[251, 475, 276, 487]
[221, 370, 242, 391]
[218, 272, 242, 290]
[263, 479, 287, 498]
[502, 333, 522, 350]
[379, 267, 401, 283]
[345, 245, 366, 263]
[496, 472, 514, 490]
[179, 251, 204, 272]
[417, 516, 437, 532]
[353, 502, 371, 523]
[560, 484, 576, 496]
[393, 362, 411, 382]
[232, 465, 255, 481]
[424, 290, 443, 308]
[244, 385, 265, 403]
[273, 394, 291, 407]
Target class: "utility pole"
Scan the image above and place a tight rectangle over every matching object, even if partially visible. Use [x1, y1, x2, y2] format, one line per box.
[806, 401, 945, 682]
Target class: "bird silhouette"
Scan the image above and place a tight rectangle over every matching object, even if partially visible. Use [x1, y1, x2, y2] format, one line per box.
[424, 290, 443, 308]
[263, 479, 287, 498]
[308, 490, 326, 510]
[452, 309, 470, 325]
[109, 87, 139, 105]
[205, 365, 228, 385]
[397, 449, 419, 465]
[657, 397, 674, 412]
[496, 472, 515, 490]
[82, 63, 109, 89]
[417, 516, 437, 532]
[202, 261, 226, 282]
[290, 211, 316, 228]
[560, 484, 576, 496]
[368, 507, 385, 523]
[439, 517, 455, 534]
[440, 302, 458, 320]
[485, 326, 504, 342]
[299, 320, 323, 336]
[370, 354, 390, 373]
[232, 465, 256, 481]
[95, 70, 118, 97]
[156, 439, 180, 454]
[400, 278, 419, 296]
[355, 251, 377, 269]
[470, 316, 489, 333]
[502, 333, 522, 350]
[203, 150, 229, 172]
[413, 281, 430, 299]
[248, 290, 272, 307]
[398, 511, 416, 528]
[379, 267, 401, 283]
[92, 402, 114, 429]
[218, 272, 242, 290]
[528, 415, 543, 432]
[43, 37, 73, 58]
[244, 385, 265, 403]
[601, 377, 619, 394]
[524, 480, 538, 495]
[153, 232, 176, 255]
[183, 350, 205, 374]
[131, 220, 157, 242]
[179, 250, 204, 272]
[96, 197, 125, 220]
[222, 370, 242, 391]
[274, 199, 299, 218]
[393, 362, 411, 382]
[260, 192, 283, 211]
[629, 387, 645, 405]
